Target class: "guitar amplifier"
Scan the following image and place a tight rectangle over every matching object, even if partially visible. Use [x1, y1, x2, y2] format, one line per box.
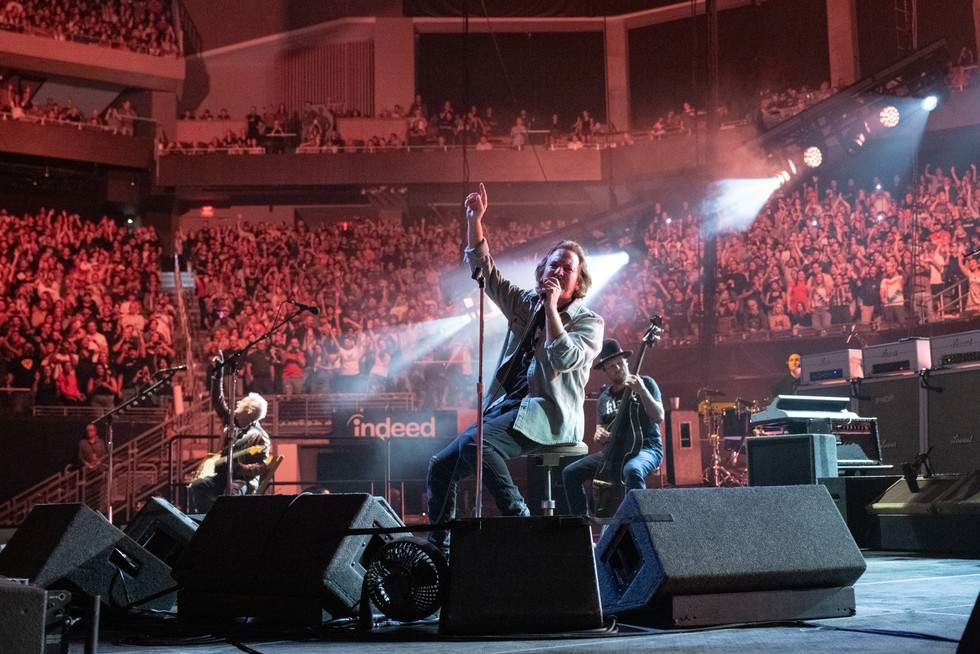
[801, 349, 863, 385]
[930, 330, 980, 369]
[861, 338, 931, 378]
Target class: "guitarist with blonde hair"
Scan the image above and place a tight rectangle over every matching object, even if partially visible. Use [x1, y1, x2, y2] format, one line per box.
[189, 355, 271, 512]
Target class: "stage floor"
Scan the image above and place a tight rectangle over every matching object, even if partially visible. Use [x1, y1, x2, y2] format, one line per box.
[72, 551, 977, 654]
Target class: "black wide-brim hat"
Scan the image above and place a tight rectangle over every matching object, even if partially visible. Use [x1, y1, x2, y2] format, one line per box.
[594, 339, 632, 369]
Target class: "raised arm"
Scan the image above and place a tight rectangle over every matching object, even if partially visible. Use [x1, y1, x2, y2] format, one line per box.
[465, 182, 488, 249]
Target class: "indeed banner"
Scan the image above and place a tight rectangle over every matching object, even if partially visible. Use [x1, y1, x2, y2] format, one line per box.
[332, 409, 457, 439]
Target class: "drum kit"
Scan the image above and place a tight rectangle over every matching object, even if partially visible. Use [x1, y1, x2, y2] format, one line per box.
[697, 389, 762, 487]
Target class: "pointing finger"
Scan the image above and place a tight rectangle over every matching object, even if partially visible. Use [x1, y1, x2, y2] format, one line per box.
[479, 182, 487, 206]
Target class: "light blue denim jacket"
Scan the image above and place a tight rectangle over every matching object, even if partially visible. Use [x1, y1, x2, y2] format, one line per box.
[466, 239, 604, 445]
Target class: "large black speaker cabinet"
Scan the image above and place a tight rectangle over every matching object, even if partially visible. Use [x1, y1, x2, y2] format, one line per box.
[0, 503, 176, 613]
[440, 516, 602, 635]
[928, 368, 980, 474]
[747, 434, 838, 486]
[0, 581, 71, 654]
[594, 487, 866, 627]
[854, 376, 922, 468]
[124, 497, 198, 566]
[173, 493, 404, 625]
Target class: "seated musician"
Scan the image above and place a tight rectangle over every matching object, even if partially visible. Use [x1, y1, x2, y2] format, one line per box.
[771, 352, 802, 397]
[562, 339, 664, 516]
[188, 358, 271, 513]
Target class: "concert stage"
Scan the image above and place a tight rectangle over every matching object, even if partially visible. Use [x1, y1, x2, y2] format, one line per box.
[53, 552, 980, 653]
[0, 490, 977, 654]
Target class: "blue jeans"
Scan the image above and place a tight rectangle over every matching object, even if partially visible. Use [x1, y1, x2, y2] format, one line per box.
[562, 447, 662, 516]
[427, 399, 538, 553]
[188, 472, 250, 513]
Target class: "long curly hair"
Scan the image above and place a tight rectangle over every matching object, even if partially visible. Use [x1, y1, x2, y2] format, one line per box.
[533, 240, 593, 300]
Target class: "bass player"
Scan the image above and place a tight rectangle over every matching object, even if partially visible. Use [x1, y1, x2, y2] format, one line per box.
[562, 339, 664, 516]
[188, 356, 271, 513]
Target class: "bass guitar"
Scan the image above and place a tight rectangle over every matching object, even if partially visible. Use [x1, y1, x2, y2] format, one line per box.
[591, 315, 664, 518]
[192, 445, 266, 481]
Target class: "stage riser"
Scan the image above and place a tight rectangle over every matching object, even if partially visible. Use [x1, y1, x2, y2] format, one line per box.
[440, 516, 602, 635]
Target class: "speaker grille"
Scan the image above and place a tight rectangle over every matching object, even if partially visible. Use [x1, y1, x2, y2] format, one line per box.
[596, 487, 866, 614]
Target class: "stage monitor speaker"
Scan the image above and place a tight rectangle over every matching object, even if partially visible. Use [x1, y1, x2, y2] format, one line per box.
[0, 503, 176, 613]
[173, 493, 404, 624]
[440, 516, 602, 635]
[869, 475, 980, 555]
[935, 470, 980, 515]
[960, 589, 980, 654]
[0, 581, 71, 654]
[927, 368, 980, 474]
[818, 476, 901, 549]
[124, 497, 198, 566]
[747, 434, 838, 486]
[665, 410, 703, 486]
[869, 475, 965, 515]
[594, 487, 866, 627]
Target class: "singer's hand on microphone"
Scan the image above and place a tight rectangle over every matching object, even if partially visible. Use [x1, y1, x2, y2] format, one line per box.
[539, 277, 561, 309]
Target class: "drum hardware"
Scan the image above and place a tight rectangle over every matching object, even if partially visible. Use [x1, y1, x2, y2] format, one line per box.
[699, 395, 751, 487]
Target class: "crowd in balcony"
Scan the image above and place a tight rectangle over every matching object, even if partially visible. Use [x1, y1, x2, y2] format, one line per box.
[164, 96, 654, 155]
[0, 208, 174, 409]
[0, 0, 179, 57]
[1, 84, 140, 136]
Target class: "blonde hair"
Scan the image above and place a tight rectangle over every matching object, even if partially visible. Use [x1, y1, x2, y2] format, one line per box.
[237, 392, 268, 423]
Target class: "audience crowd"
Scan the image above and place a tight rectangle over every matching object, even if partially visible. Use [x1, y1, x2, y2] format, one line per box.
[178, 211, 567, 408]
[1, 86, 140, 136]
[3, 159, 980, 411]
[0, 208, 175, 410]
[0, 0, 180, 57]
[177, 158, 980, 408]
[596, 162, 980, 348]
[166, 97, 648, 155]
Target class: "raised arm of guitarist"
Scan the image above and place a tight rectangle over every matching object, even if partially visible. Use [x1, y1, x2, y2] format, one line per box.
[188, 354, 272, 513]
[563, 339, 665, 517]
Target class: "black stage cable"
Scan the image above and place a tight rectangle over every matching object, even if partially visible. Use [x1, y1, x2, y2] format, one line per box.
[477, 0, 558, 194]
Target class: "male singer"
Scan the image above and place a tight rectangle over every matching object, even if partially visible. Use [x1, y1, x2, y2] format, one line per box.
[426, 183, 604, 556]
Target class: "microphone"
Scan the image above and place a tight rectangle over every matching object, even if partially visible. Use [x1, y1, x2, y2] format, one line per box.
[288, 300, 320, 315]
[964, 244, 980, 260]
[155, 364, 188, 376]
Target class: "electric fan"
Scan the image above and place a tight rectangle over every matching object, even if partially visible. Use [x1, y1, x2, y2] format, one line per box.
[362, 537, 447, 623]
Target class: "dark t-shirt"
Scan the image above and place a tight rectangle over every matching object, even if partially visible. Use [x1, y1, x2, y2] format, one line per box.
[771, 374, 801, 397]
[596, 376, 663, 451]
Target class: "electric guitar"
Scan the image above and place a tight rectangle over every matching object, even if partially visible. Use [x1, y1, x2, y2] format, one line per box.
[192, 446, 266, 481]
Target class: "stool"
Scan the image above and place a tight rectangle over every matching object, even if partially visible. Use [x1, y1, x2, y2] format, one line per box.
[530, 442, 590, 516]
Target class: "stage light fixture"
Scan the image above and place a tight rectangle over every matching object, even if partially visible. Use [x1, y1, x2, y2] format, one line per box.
[844, 123, 870, 156]
[921, 95, 939, 111]
[803, 146, 823, 168]
[879, 106, 900, 128]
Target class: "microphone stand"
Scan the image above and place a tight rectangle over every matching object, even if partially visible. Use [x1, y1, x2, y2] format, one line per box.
[92, 369, 181, 523]
[472, 267, 485, 518]
[215, 305, 306, 497]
